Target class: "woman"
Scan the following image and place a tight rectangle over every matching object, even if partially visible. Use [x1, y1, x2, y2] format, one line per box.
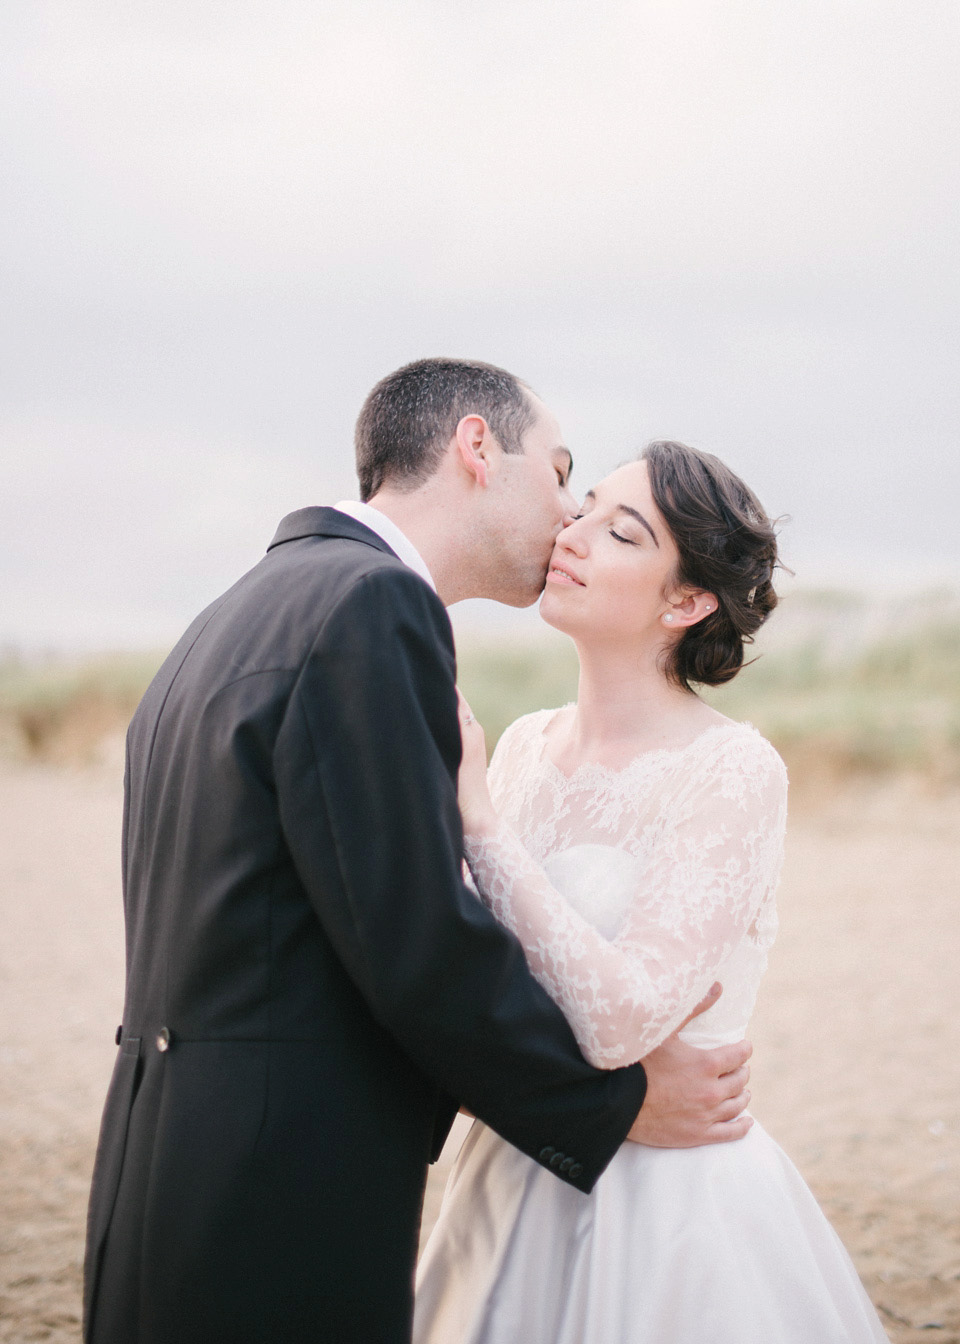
[414, 442, 888, 1343]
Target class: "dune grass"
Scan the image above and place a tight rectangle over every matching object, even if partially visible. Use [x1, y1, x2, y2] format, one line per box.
[3, 613, 959, 783]
[0, 650, 165, 762]
[705, 624, 960, 784]
[453, 620, 960, 786]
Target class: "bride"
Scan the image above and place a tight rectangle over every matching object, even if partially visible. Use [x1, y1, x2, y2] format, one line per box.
[414, 441, 888, 1343]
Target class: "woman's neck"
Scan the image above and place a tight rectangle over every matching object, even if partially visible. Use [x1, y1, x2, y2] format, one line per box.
[556, 638, 722, 768]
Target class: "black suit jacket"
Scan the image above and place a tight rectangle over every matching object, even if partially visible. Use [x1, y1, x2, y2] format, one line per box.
[83, 508, 647, 1344]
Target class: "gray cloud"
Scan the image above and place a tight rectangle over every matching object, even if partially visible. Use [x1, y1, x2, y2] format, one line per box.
[3, 0, 958, 647]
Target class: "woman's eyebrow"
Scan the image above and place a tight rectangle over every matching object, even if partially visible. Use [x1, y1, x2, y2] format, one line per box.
[584, 489, 659, 545]
[616, 504, 659, 547]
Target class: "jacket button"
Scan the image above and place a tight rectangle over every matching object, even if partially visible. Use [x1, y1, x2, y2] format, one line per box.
[115, 1025, 122, 1046]
[568, 1163, 583, 1180]
[539, 1147, 556, 1162]
[549, 1151, 565, 1169]
[156, 1027, 171, 1053]
[559, 1156, 574, 1174]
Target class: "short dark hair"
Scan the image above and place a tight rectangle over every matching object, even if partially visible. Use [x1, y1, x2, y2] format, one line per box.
[354, 357, 537, 501]
[641, 440, 782, 691]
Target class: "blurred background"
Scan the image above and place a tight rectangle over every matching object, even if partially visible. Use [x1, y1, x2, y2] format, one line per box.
[2, 3, 959, 1341]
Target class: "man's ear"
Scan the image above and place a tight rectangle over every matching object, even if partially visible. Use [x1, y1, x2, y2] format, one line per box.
[454, 415, 493, 488]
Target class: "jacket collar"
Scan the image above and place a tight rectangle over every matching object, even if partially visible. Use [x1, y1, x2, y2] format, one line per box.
[266, 506, 399, 560]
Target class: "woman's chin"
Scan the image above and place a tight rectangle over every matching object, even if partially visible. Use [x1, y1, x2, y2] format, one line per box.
[538, 590, 574, 633]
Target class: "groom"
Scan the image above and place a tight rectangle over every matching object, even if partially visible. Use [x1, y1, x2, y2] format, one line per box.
[84, 358, 753, 1344]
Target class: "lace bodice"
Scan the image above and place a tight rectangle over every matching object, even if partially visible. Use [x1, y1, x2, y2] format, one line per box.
[463, 709, 788, 1068]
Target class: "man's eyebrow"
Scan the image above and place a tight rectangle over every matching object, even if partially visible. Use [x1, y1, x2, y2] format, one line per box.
[555, 447, 573, 480]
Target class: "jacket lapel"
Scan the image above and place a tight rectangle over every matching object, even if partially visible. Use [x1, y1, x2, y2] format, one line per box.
[266, 507, 399, 561]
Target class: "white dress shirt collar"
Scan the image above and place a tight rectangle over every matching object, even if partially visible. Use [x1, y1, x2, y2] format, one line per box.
[332, 500, 437, 594]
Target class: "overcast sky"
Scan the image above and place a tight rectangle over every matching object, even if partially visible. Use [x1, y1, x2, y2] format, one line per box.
[3, 0, 959, 650]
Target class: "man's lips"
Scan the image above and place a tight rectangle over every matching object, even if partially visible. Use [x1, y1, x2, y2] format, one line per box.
[547, 563, 585, 587]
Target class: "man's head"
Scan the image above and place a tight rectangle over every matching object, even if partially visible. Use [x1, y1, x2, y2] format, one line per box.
[355, 358, 536, 502]
[354, 358, 576, 607]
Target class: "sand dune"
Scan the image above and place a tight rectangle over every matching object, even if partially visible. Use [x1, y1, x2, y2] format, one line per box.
[1, 760, 957, 1342]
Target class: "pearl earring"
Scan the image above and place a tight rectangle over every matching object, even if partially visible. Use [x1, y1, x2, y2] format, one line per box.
[663, 613, 674, 624]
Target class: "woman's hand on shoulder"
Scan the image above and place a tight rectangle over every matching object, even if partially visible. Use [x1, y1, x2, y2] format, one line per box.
[456, 691, 499, 838]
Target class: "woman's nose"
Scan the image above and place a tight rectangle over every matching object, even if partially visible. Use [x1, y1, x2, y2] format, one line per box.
[557, 516, 588, 557]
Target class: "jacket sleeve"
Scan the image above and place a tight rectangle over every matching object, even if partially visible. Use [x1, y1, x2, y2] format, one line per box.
[273, 565, 646, 1193]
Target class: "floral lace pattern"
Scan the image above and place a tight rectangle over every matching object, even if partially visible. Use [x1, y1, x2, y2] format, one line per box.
[463, 709, 788, 1067]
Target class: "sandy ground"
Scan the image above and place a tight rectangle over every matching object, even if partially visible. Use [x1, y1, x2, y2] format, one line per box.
[1, 758, 958, 1342]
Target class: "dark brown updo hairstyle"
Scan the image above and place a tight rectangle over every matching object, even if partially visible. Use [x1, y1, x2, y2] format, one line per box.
[641, 440, 781, 691]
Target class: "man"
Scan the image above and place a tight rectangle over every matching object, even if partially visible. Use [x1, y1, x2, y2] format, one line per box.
[84, 358, 752, 1343]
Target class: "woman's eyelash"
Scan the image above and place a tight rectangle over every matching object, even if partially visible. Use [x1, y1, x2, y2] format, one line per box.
[568, 516, 634, 544]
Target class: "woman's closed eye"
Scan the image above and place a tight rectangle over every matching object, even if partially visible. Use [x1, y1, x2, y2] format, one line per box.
[569, 513, 637, 544]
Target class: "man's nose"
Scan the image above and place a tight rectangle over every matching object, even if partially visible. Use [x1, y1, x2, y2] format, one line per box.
[560, 489, 580, 527]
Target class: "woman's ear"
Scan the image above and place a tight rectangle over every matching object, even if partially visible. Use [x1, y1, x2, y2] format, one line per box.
[662, 590, 718, 630]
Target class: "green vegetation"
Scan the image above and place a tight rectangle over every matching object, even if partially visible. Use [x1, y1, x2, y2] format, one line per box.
[3, 615, 959, 783]
[461, 620, 960, 785]
[455, 639, 579, 749]
[704, 624, 960, 783]
[0, 650, 164, 761]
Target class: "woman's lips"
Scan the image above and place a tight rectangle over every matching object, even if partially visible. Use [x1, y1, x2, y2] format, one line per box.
[547, 565, 585, 587]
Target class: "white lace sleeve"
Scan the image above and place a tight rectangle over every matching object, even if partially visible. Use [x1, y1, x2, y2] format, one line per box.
[464, 732, 787, 1068]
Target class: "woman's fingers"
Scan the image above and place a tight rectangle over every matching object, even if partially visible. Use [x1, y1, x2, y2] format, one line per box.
[456, 688, 480, 729]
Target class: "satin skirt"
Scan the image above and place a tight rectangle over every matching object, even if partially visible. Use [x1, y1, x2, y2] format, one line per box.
[414, 1120, 889, 1344]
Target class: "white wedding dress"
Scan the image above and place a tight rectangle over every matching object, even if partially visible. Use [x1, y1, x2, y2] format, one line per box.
[414, 709, 888, 1344]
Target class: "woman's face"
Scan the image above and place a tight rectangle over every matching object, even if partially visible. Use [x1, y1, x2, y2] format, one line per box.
[539, 460, 687, 644]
